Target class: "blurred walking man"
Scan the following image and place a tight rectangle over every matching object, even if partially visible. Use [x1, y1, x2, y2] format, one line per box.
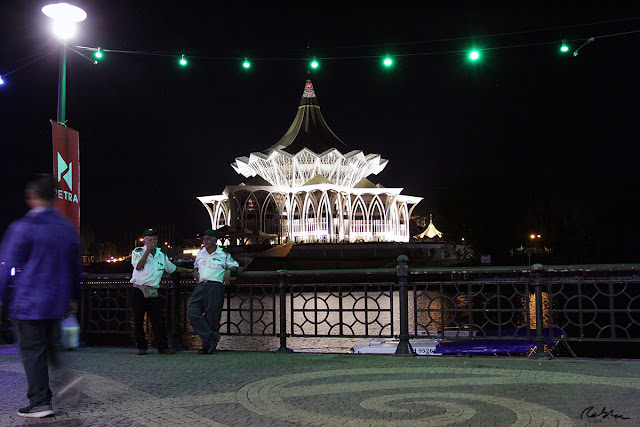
[0, 175, 80, 418]
[189, 229, 239, 354]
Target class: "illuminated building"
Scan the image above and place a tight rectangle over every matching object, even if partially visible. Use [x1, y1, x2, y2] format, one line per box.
[414, 214, 443, 239]
[198, 80, 422, 244]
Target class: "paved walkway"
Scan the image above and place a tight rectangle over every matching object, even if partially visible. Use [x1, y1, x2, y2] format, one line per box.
[1, 345, 638, 426]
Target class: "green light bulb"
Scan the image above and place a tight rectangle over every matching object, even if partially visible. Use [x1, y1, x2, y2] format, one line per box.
[310, 58, 319, 69]
[383, 57, 393, 67]
[179, 55, 187, 66]
[243, 60, 251, 69]
[468, 50, 480, 61]
[560, 44, 569, 53]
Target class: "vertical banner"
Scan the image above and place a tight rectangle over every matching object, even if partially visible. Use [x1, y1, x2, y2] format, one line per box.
[51, 121, 80, 229]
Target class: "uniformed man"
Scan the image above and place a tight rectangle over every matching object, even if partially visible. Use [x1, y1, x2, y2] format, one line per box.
[130, 228, 191, 355]
[188, 229, 239, 354]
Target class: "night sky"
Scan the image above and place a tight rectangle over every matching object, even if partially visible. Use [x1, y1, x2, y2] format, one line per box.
[2, 2, 639, 260]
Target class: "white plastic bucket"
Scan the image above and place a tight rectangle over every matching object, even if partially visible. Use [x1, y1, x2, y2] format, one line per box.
[60, 314, 80, 349]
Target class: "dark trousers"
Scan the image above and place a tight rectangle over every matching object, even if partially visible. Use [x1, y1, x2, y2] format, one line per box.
[14, 319, 58, 405]
[131, 288, 168, 351]
[187, 281, 224, 347]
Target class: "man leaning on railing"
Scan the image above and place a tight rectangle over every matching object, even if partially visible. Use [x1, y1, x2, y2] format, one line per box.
[188, 228, 239, 354]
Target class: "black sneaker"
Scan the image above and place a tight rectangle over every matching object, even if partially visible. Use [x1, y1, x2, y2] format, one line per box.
[137, 348, 148, 355]
[17, 402, 54, 418]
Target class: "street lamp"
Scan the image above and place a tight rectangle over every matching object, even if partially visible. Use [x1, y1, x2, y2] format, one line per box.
[527, 234, 542, 266]
[42, 3, 87, 123]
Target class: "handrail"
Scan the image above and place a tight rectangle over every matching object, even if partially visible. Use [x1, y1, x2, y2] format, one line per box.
[74, 260, 640, 358]
[82, 263, 640, 280]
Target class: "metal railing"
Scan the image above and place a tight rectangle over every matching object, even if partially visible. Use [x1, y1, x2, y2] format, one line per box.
[71, 258, 640, 356]
[3, 258, 636, 355]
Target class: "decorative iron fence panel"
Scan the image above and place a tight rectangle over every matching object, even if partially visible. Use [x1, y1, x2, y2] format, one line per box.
[83, 278, 138, 335]
[222, 283, 276, 336]
[289, 283, 395, 338]
[412, 281, 532, 339]
[75, 263, 640, 354]
[80, 277, 277, 347]
[546, 280, 640, 341]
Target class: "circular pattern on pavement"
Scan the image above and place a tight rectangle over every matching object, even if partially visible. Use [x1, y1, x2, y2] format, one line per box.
[235, 367, 639, 426]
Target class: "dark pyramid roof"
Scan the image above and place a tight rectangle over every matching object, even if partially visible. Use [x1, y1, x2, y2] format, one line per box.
[244, 175, 272, 186]
[264, 80, 351, 155]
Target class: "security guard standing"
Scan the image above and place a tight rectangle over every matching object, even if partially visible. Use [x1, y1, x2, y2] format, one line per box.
[130, 228, 192, 355]
[189, 229, 239, 354]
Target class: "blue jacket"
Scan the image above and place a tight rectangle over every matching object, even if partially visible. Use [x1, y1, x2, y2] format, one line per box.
[0, 207, 80, 320]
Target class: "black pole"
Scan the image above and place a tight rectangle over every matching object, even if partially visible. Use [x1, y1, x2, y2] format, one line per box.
[532, 264, 547, 358]
[394, 255, 414, 357]
[79, 275, 88, 346]
[276, 270, 292, 353]
[169, 274, 184, 350]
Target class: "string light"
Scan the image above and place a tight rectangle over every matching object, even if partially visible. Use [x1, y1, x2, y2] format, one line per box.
[0, 75, 4, 85]
[3, 23, 640, 83]
[560, 40, 569, 52]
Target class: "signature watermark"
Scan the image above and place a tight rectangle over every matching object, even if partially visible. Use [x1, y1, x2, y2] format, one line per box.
[581, 406, 629, 422]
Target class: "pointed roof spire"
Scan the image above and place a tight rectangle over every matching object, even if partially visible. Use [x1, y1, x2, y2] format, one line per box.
[300, 80, 319, 106]
[414, 214, 443, 239]
[264, 80, 350, 155]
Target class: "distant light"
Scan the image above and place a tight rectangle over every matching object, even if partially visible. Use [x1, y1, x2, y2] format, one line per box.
[383, 56, 393, 67]
[179, 54, 187, 66]
[94, 47, 103, 59]
[310, 57, 319, 69]
[468, 50, 480, 61]
[530, 234, 536, 239]
[242, 58, 251, 69]
[10, 267, 16, 276]
[0, 76, 4, 85]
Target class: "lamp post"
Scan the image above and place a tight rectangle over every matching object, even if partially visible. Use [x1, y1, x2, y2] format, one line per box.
[41, 2, 87, 124]
[528, 234, 542, 266]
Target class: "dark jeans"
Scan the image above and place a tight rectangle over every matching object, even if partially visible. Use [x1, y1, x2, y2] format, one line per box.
[131, 288, 168, 351]
[187, 281, 224, 347]
[14, 319, 59, 405]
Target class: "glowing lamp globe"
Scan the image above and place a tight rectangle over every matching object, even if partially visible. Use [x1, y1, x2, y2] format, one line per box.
[42, 3, 87, 40]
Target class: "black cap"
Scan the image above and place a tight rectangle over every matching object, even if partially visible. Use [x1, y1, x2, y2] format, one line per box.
[203, 228, 219, 238]
[142, 228, 158, 237]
